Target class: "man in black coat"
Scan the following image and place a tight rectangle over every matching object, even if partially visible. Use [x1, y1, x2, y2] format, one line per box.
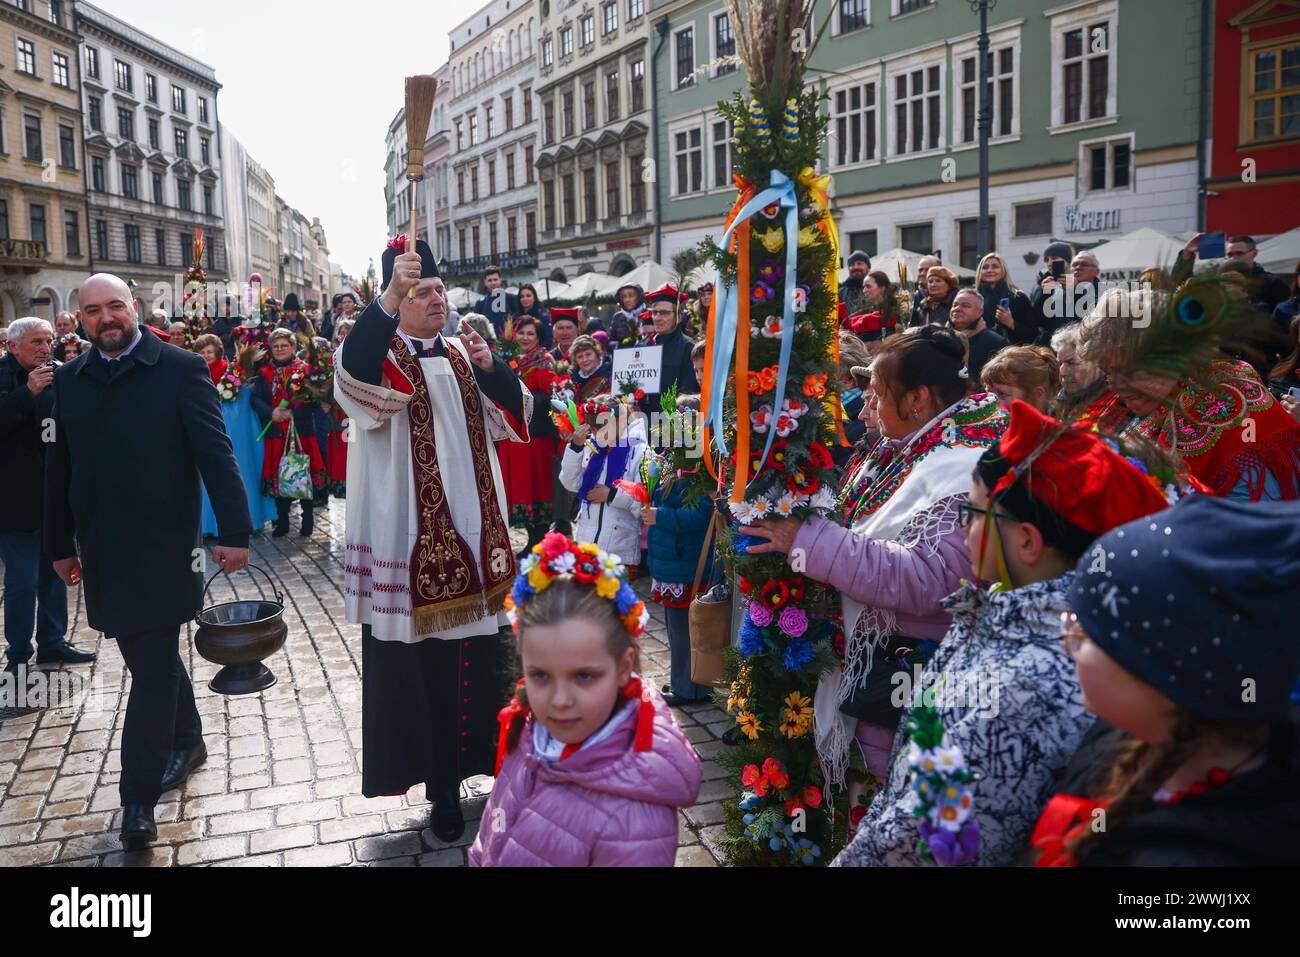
[643, 284, 699, 412]
[45, 273, 253, 848]
[949, 287, 1009, 388]
[209, 297, 243, 358]
[0, 317, 94, 678]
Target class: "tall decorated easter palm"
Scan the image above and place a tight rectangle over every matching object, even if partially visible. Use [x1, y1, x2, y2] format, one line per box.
[695, 1, 849, 865]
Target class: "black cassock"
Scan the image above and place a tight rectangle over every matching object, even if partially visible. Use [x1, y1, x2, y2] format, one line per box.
[341, 300, 524, 799]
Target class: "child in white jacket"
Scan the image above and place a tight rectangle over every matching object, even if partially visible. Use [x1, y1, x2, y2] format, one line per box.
[559, 399, 648, 564]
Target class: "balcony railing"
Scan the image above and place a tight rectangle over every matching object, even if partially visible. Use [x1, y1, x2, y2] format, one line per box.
[442, 248, 539, 277]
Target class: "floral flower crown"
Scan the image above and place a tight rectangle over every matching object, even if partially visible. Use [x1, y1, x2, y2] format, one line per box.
[58, 332, 80, 346]
[503, 533, 649, 638]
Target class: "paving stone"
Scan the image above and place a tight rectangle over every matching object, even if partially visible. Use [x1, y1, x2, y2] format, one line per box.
[274, 800, 339, 826]
[354, 831, 423, 862]
[0, 841, 61, 866]
[101, 846, 176, 867]
[177, 836, 248, 865]
[38, 813, 114, 841]
[0, 822, 41, 845]
[675, 844, 720, 867]
[284, 842, 353, 867]
[417, 848, 465, 867]
[683, 801, 727, 829]
[248, 783, 313, 809]
[250, 825, 316, 853]
[319, 814, 387, 844]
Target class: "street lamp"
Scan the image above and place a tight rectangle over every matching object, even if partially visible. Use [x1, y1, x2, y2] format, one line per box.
[969, 0, 997, 259]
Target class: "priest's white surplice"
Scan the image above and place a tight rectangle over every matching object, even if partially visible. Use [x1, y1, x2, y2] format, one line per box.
[335, 333, 530, 644]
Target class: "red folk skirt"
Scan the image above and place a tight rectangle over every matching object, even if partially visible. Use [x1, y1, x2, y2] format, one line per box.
[327, 407, 348, 497]
[497, 435, 557, 526]
[261, 432, 326, 499]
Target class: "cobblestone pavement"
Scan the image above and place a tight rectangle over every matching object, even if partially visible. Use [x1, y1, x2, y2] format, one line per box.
[0, 502, 733, 867]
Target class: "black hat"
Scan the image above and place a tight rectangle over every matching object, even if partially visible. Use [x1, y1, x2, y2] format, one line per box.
[382, 236, 438, 289]
[283, 293, 301, 313]
[1070, 495, 1300, 723]
[1044, 240, 1073, 261]
[847, 250, 871, 267]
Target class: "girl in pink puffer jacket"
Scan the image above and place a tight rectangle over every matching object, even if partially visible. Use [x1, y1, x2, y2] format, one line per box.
[469, 534, 702, 867]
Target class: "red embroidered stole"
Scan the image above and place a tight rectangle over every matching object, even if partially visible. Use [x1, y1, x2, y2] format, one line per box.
[389, 336, 516, 635]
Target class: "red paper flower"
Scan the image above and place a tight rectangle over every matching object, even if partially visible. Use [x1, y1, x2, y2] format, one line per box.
[762, 758, 789, 791]
[785, 467, 822, 496]
[849, 803, 868, 829]
[737, 576, 754, 596]
[803, 785, 822, 808]
[786, 578, 806, 604]
[759, 579, 791, 610]
[806, 441, 833, 471]
[538, 533, 571, 562]
[572, 550, 601, 585]
[634, 388, 646, 401]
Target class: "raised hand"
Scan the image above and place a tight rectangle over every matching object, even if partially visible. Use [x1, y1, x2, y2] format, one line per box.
[459, 326, 495, 371]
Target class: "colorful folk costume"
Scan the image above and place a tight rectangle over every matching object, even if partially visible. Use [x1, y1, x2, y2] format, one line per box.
[326, 378, 349, 497]
[497, 339, 560, 548]
[202, 349, 276, 533]
[334, 238, 530, 836]
[1124, 359, 1300, 501]
[252, 353, 325, 536]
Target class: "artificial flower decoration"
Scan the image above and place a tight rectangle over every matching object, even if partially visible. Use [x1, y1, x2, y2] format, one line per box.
[802, 372, 828, 398]
[758, 261, 784, 285]
[793, 283, 813, 312]
[772, 491, 800, 518]
[778, 606, 809, 638]
[760, 201, 781, 219]
[906, 705, 981, 866]
[747, 602, 774, 628]
[758, 227, 785, 253]
[785, 465, 822, 496]
[762, 757, 790, 791]
[503, 534, 649, 638]
[737, 712, 763, 741]
[752, 281, 776, 305]
[750, 404, 773, 434]
[806, 441, 834, 471]
[758, 579, 791, 610]
[760, 315, 784, 339]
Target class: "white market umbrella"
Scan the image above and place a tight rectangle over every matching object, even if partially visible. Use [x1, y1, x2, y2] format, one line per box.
[1258, 226, 1300, 275]
[446, 287, 474, 311]
[552, 272, 608, 302]
[1090, 227, 1190, 280]
[595, 261, 676, 299]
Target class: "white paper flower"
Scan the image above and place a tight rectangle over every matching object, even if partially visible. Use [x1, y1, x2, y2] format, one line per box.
[548, 551, 577, 575]
[773, 492, 799, 517]
[933, 745, 966, 775]
[907, 742, 938, 774]
[733, 500, 761, 525]
[810, 487, 838, 512]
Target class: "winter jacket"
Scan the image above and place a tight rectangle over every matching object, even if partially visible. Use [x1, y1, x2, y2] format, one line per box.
[911, 289, 957, 328]
[1040, 720, 1300, 867]
[645, 481, 713, 584]
[559, 417, 648, 562]
[469, 686, 703, 866]
[1030, 278, 1101, 346]
[792, 507, 971, 644]
[958, 324, 1010, 388]
[0, 353, 58, 534]
[648, 326, 699, 406]
[834, 573, 1093, 866]
[979, 283, 1035, 345]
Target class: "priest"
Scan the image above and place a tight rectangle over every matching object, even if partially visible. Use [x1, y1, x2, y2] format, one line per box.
[334, 236, 529, 841]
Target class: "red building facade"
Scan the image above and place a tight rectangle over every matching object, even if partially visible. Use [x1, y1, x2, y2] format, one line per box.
[1206, 0, 1300, 236]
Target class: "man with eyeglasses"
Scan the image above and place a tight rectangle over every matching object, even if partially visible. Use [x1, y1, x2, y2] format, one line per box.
[1032, 242, 1102, 345]
[1176, 233, 1291, 319]
[640, 284, 699, 410]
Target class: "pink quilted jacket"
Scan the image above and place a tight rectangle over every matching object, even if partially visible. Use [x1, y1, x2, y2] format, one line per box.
[469, 688, 702, 867]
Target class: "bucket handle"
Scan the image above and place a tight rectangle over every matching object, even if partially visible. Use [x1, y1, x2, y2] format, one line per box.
[201, 561, 282, 606]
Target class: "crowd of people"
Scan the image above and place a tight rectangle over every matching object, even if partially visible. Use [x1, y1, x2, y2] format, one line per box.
[2, 224, 1299, 868]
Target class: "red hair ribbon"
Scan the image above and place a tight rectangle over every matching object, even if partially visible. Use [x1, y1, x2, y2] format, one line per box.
[494, 679, 528, 777]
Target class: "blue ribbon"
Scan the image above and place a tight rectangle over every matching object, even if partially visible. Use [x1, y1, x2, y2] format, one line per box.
[702, 170, 800, 492]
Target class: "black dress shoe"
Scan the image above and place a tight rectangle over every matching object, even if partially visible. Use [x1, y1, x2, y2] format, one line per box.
[429, 790, 465, 844]
[120, 803, 157, 849]
[160, 742, 207, 793]
[271, 524, 290, 538]
[721, 726, 742, 747]
[35, 643, 97, 666]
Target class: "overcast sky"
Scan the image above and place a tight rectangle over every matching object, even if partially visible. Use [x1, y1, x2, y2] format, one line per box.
[95, 0, 483, 281]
